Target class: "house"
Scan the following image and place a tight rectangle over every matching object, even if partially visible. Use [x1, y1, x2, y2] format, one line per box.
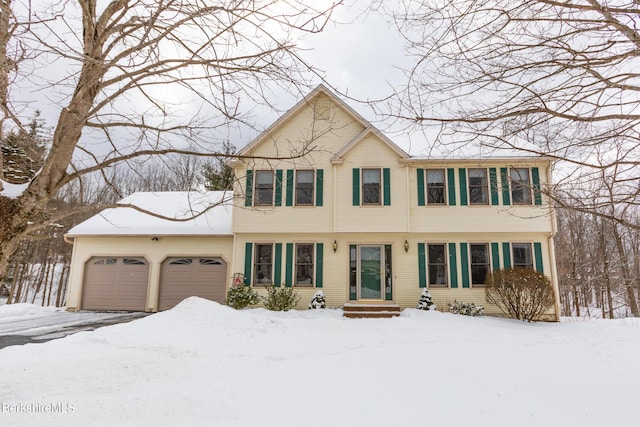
[65, 85, 561, 320]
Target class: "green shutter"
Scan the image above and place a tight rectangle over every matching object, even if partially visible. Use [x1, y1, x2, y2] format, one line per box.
[489, 168, 499, 206]
[285, 243, 293, 287]
[417, 169, 425, 206]
[349, 245, 357, 300]
[274, 243, 282, 286]
[460, 243, 470, 288]
[532, 167, 542, 205]
[316, 243, 324, 287]
[245, 170, 254, 207]
[449, 242, 458, 288]
[502, 242, 512, 268]
[285, 170, 294, 206]
[352, 168, 360, 206]
[459, 168, 468, 206]
[385, 244, 392, 300]
[316, 169, 324, 207]
[243, 242, 253, 285]
[534, 242, 544, 273]
[491, 242, 500, 271]
[418, 243, 427, 288]
[447, 168, 456, 206]
[383, 168, 391, 206]
[501, 168, 511, 206]
[275, 170, 283, 206]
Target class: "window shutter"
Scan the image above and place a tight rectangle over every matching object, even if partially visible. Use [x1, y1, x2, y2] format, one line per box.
[352, 168, 360, 206]
[285, 170, 294, 206]
[460, 243, 470, 288]
[274, 243, 282, 286]
[243, 242, 252, 285]
[502, 242, 512, 268]
[316, 243, 324, 287]
[245, 170, 254, 207]
[285, 243, 293, 287]
[489, 168, 499, 206]
[532, 167, 542, 205]
[491, 242, 500, 271]
[458, 169, 468, 206]
[383, 168, 391, 206]
[449, 242, 458, 288]
[418, 243, 426, 288]
[447, 168, 456, 206]
[534, 242, 544, 273]
[500, 168, 511, 206]
[316, 169, 324, 207]
[417, 169, 425, 206]
[275, 170, 283, 206]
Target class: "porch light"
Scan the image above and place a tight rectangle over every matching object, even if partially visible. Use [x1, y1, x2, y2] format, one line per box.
[404, 240, 409, 252]
[333, 240, 338, 253]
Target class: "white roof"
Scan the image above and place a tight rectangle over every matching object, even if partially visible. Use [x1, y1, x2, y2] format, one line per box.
[66, 191, 233, 237]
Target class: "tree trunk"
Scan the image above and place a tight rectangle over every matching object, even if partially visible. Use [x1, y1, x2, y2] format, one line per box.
[612, 224, 640, 317]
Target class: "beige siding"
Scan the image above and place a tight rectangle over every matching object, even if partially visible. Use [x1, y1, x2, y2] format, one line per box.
[66, 236, 234, 312]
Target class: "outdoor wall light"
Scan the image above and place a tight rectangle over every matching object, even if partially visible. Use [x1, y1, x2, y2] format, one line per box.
[333, 240, 338, 253]
[404, 240, 409, 252]
[151, 237, 159, 242]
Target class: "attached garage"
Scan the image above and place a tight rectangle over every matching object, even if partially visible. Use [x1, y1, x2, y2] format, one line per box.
[158, 257, 228, 310]
[82, 257, 149, 311]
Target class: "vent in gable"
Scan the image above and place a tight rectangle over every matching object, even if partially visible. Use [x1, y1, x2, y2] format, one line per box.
[314, 97, 331, 121]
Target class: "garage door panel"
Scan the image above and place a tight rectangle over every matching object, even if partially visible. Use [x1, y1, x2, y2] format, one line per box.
[82, 257, 148, 311]
[159, 257, 227, 310]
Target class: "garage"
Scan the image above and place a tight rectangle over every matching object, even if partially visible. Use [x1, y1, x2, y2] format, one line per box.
[82, 257, 149, 311]
[158, 257, 228, 310]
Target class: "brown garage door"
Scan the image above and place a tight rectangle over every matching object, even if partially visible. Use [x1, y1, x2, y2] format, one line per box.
[159, 257, 227, 310]
[82, 257, 149, 311]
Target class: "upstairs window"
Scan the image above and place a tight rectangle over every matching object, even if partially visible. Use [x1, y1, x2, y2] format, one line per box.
[510, 168, 532, 205]
[255, 171, 274, 206]
[512, 243, 533, 269]
[362, 169, 381, 205]
[426, 169, 446, 205]
[295, 170, 314, 206]
[468, 168, 488, 204]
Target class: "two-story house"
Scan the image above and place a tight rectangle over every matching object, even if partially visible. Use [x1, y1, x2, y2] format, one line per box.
[64, 85, 560, 320]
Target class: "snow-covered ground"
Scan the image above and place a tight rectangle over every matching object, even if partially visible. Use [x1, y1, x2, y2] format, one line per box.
[0, 298, 638, 427]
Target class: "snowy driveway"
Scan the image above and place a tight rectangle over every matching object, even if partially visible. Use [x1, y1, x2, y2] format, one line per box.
[0, 304, 148, 348]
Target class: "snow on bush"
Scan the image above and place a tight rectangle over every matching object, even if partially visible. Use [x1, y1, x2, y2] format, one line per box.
[416, 288, 435, 310]
[308, 290, 326, 309]
[225, 285, 260, 309]
[447, 300, 484, 316]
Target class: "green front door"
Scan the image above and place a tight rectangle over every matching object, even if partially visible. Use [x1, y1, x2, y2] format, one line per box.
[359, 245, 383, 300]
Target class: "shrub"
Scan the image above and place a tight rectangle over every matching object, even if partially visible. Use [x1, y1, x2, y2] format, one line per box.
[226, 285, 260, 309]
[416, 288, 435, 310]
[308, 290, 326, 309]
[447, 300, 484, 316]
[263, 285, 301, 311]
[485, 268, 555, 322]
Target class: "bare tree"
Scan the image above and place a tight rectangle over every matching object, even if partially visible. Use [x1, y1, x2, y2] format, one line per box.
[0, 0, 342, 282]
[383, 0, 640, 228]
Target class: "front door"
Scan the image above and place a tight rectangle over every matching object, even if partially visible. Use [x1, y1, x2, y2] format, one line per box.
[359, 245, 383, 300]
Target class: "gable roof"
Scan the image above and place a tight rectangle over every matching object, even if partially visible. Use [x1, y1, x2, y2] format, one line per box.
[237, 84, 409, 161]
[65, 191, 233, 237]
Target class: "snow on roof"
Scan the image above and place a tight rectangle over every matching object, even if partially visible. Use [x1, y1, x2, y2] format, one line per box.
[66, 191, 233, 237]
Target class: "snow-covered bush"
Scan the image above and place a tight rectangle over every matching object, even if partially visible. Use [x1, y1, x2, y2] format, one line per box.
[447, 300, 484, 316]
[485, 268, 554, 322]
[263, 285, 300, 311]
[416, 288, 435, 310]
[226, 285, 260, 309]
[308, 290, 326, 309]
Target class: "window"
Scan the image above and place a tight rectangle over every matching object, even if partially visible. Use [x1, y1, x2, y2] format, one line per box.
[295, 244, 314, 286]
[93, 258, 117, 265]
[426, 169, 446, 205]
[427, 244, 448, 287]
[123, 258, 146, 265]
[199, 258, 222, 265]
[169, 258, 192, 265]
[362, 169, 381, 205]
[468, 168, 488, 204]
[470, 244, 490, 286]
[253, 244, 273, 284]
[254, 171, 274, 206]
[510, 168, 532, 204]
[512, 243, 533, 269]
[295, 170, 314, 206]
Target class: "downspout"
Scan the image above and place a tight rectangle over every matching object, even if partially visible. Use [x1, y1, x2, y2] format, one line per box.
[333, 164, 337, 233]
